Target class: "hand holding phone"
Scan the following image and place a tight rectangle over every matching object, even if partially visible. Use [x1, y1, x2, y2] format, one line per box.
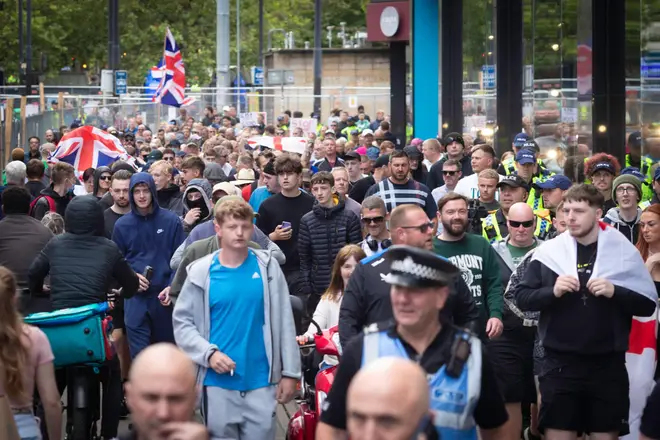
[281, 221, 292, 229]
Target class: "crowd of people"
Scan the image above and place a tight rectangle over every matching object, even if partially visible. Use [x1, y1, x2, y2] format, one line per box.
[0, 102, 659, 440]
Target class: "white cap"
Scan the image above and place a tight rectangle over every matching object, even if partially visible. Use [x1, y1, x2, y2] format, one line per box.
[222, 105, 230, 112]
[212, 182, 240, 197]
[362, 129, 374, 136]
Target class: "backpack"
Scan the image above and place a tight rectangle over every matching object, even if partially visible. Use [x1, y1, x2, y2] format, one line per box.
[29, 195, 56, 218]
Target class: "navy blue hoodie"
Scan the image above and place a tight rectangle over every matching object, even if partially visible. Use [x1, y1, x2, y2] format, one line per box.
[112, 172, 185, 296]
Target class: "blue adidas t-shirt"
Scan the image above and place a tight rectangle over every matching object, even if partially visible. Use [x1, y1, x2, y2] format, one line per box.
[204, 250, 270, 391]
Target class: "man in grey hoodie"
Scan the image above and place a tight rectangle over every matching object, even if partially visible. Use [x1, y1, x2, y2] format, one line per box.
[603, 174, 643, 243]
[182, 178, 214, 232]
[172, 197, 300, 439]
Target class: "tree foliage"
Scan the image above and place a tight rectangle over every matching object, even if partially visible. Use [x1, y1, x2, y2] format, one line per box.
[0, 0, 368, 86]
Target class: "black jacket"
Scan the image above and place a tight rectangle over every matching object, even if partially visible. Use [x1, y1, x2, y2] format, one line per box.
[157, 184, 184, 216]
[31, 185, 74, 221]
[298, 197, 362, 296]
[339, 248, 481, 347]
[29, 195, 139, 310]
[515, 259, 657, 355]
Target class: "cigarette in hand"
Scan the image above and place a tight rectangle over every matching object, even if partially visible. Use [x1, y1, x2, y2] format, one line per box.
[230, 369, 234, 377]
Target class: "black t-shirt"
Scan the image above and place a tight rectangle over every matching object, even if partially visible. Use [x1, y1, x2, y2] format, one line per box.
[320, 323, 508, 431]
[25, 180, 46, 199]
[641, 381, 660, 439]
[348, 175, 375, 204]
[104, 208, 125, 239]
[576, 241, 597, 298]
[256, 191, 315, 274]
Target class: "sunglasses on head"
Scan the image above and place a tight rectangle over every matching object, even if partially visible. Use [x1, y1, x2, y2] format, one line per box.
[509, 219, 534, 228]
[361, 216, 385, 225]
[400, 221, 434, 233]
[443, 170, 458, 176]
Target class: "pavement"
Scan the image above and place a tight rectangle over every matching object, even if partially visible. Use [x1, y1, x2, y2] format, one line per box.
[62, 401, 297, 438]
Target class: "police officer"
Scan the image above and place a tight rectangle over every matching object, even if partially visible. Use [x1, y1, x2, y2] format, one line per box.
[481, 175, 552, 243]
[498, 133, 530, 175]
[512, 147, 553, 211]
[317, 245, 509, 439]
[626, 131, 653, 192]
[339, 204, 479, 347]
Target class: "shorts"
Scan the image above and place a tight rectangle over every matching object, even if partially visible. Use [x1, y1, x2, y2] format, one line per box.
[487, 326, 536, 404]
[538, 351, 630, 435]
[109, 296, 125, 330]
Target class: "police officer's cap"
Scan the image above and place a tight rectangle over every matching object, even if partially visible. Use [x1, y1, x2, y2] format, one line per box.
[497, 175, 530, 191]
[383, 245, 459, 289]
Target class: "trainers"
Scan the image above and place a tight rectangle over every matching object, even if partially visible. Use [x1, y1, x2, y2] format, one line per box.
[524, 427, 542, 440]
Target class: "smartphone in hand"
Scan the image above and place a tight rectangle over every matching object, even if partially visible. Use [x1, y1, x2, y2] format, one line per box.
[281, 221, 292, 229]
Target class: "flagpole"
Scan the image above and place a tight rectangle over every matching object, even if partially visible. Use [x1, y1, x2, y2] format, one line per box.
[236, 0, 241, 114]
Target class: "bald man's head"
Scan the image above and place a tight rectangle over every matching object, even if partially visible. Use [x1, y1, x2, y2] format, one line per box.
[347, 357, 430, 440]
[126, 344, 198, 440]
[390, 204, 434, 250]
[507, 202, 536, 247]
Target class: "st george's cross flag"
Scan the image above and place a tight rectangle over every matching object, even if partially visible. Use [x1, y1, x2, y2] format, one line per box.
[532, 222, 658, 440]
[48, 126, 136, 178]
[152, 28, 194, 107]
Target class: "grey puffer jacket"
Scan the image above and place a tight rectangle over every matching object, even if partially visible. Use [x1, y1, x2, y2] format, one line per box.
[298, 197, 362, 296]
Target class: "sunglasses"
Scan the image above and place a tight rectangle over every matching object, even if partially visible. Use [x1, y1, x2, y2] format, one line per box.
[100, 175, 112, 181]
[400, 221, 434, 233]
[361, 216, 385, 225]
[163, 156, 174, 161]
[443, 171, 458, 176]
[509, 219, 534, 228]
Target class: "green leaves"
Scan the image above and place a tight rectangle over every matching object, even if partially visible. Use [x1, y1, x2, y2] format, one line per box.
[0, 0, 369, 87]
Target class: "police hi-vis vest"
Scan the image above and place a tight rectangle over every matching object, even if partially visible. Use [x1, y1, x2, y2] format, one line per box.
[362, 330, 481, 440]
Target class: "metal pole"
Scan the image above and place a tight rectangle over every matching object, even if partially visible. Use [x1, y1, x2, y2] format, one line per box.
[236, 0, 241, 114]
[112, 0, 120, 69]
[18, 0, 23, 73]
[216, 0, 230, 110]
[25, 0, 32, 96]
[258, 0, 264, 111]
[312, 0, 322, 117]
[108, 0, 114, 69]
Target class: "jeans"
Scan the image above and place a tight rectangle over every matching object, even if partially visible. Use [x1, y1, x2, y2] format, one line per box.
[13, 412, 41, 440]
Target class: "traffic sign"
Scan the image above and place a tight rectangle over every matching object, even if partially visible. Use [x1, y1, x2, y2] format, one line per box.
[114, 70, 128, 95]
[251, 66, 264, 86]
[482, 65, 496, 89]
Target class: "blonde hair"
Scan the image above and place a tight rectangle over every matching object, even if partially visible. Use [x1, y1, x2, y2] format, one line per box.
[478, 168, 500, 181]
[214, 198, 254, 224]
[149, 160, 173, 176]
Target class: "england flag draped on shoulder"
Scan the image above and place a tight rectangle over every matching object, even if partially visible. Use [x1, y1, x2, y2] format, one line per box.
[152, 28, 194, 107]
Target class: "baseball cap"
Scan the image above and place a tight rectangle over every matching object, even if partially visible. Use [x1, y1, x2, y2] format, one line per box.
[356, 146, 367, 156]
[362, 129, 374, 136]
[169, 139, 182, 149]
[222, 105, 231, 112]
[212, 182, 239, 197]
[521, 140, 540, 153]
[403, 145, 421, 159]
[497, 175, 530, 191]
[443, 132, 465, 148]
[324, 129, 336, 137]
[515, 149, 536, 165]
[621, 166, 647, 183]
[654, 168, 660, 182]
[536, 175, 572, 190]
[590, 161, 616, 175]
[410, 138, 423, 147]
[628, 131, 642, 149]
[374, 155, 390, 169]
[169, 119, 178, 125]
[344, 150, 360, 161]
[366, 147, 380, 161]
[512, 133, 530, 147]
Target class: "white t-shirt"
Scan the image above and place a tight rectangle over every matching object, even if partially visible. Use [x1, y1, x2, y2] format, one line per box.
[453, 173, 504, 200]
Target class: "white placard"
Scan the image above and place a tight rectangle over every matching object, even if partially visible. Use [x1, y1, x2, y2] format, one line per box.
[239, 112, 261, 127]
[281, 137, 307, 154]
[561, 107, 578, 123]
[290, 118, 318, 135]
[348, 96, 358, 108]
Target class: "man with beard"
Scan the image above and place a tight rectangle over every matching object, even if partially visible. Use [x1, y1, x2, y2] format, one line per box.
[105, 170, 133, 238]
[365, 150, 437, 221]
[433, 192, 503, 338]
[338, 204, 479, 347]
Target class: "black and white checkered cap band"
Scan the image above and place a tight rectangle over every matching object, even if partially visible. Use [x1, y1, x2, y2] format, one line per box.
[390, 256, 446, 282]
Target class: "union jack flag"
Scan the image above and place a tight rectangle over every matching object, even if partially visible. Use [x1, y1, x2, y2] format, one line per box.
[49, 126, 136, 178]
[152, 28, 194, 107]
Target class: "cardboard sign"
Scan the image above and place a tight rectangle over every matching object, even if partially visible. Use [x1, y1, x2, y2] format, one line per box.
[240, 112, 267, 127]
[290, 118, 318, 135]
[246, 136, 307, 154]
